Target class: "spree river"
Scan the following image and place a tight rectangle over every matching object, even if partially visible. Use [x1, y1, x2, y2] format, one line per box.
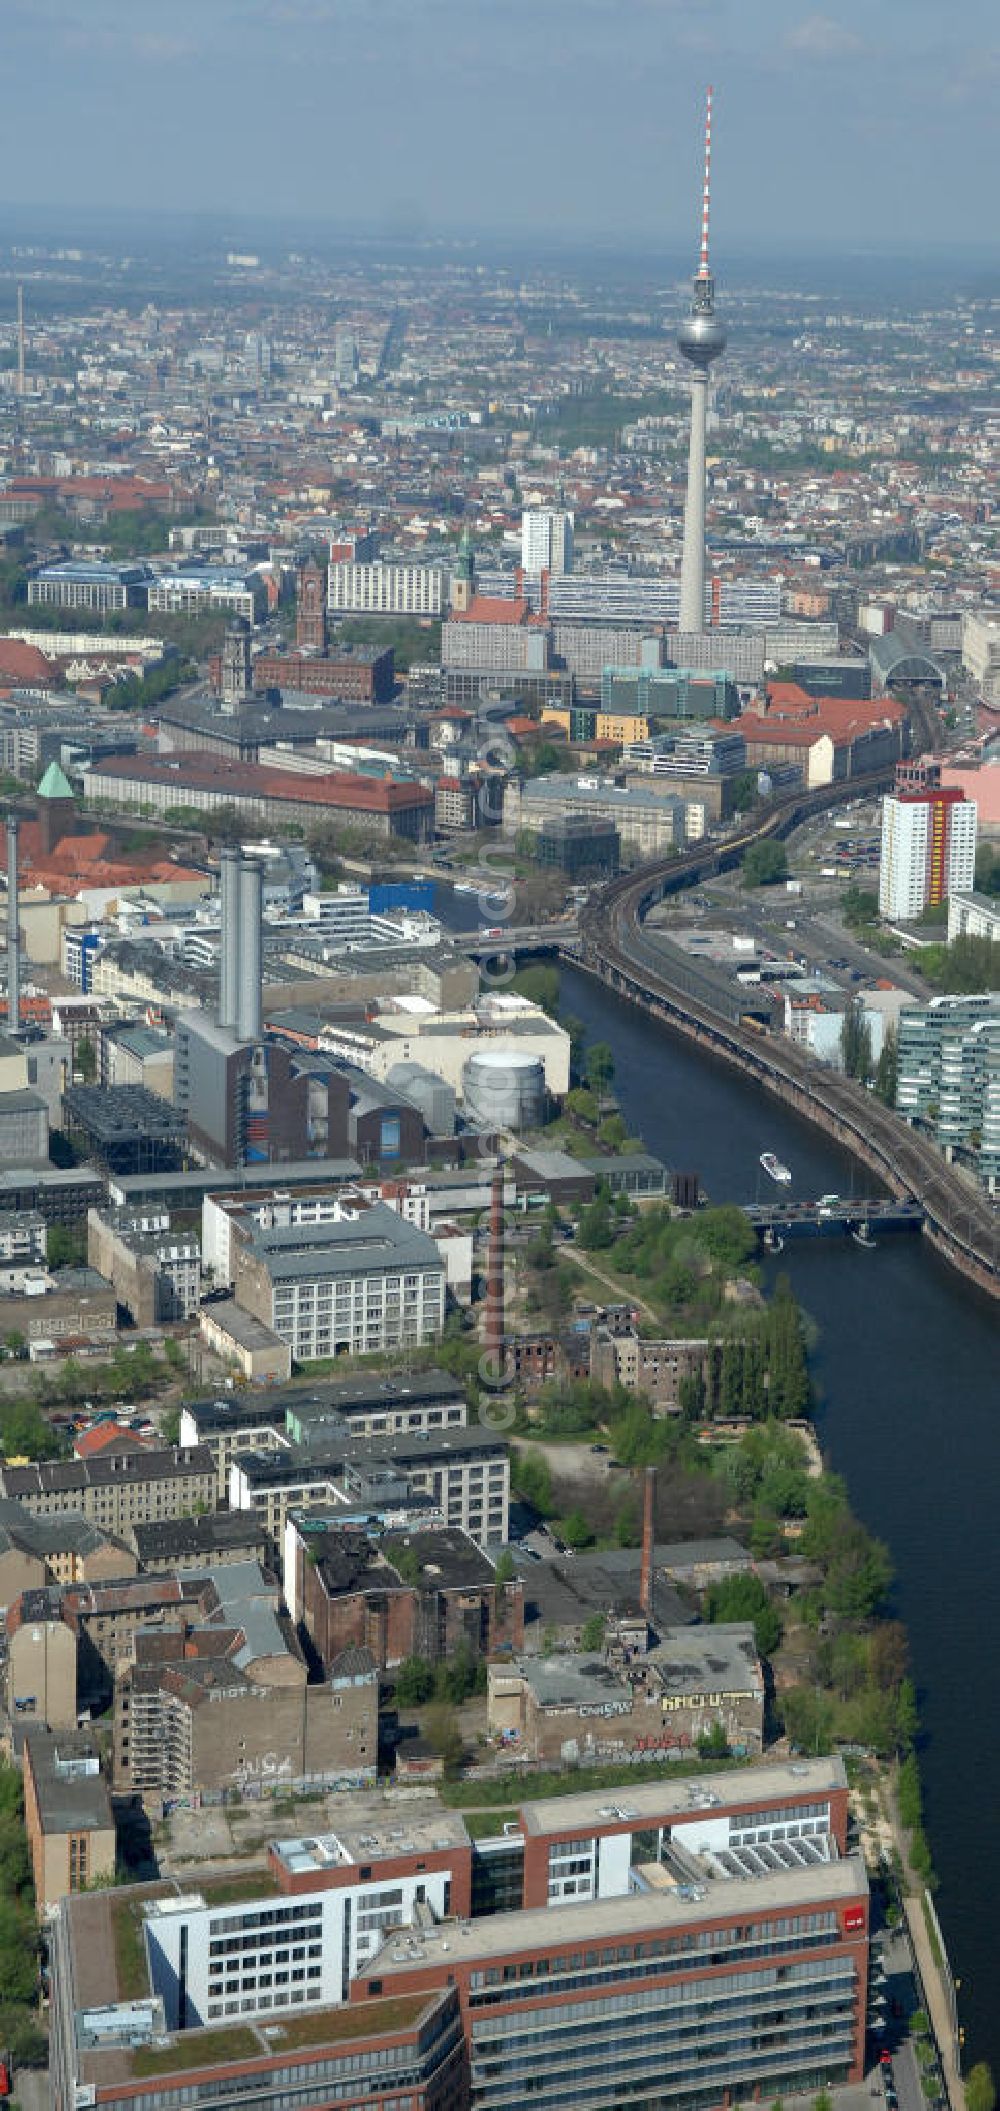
[558, 964, 1000, 2073]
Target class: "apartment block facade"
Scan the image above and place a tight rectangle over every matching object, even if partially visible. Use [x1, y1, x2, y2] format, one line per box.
[328, 560, 447, 616]
[879, 787, 977, 920]
[0, 1445, 216, 1534]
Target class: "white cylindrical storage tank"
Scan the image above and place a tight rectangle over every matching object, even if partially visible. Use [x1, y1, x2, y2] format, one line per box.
[463, 1048, 545, 1131]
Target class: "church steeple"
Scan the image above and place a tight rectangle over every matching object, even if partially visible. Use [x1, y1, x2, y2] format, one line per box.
[36, 759, 77, 856]
[296, 554, 328, 653]
[450, 527, 476, 614]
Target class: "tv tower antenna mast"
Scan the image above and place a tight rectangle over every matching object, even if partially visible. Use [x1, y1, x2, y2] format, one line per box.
[677, 87, 726, 636]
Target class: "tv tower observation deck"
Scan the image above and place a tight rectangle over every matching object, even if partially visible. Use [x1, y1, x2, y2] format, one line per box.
[677, 87, 726, 636]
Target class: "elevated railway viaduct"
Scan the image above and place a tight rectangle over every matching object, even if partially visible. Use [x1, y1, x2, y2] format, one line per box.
[578, 773, 1000, 1301]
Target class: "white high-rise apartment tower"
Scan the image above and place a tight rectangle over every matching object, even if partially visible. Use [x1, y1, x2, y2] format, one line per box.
[879, 789, 977, 921]
[677, 89, 726, 637]
[521, 507, 574, 578]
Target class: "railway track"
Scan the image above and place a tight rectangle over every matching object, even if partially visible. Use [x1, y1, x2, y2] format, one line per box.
[579, 772, 1000, 1300]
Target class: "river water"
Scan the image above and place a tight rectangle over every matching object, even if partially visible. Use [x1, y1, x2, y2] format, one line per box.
[558, 964, 1000, 2073]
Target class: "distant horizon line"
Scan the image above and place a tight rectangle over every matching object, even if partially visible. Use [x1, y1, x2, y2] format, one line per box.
[0, 198, 996, 268]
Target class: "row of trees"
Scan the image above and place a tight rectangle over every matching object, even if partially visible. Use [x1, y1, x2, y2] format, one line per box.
[775, 1466, 916, 1758]
[840, 1000, 899, 1105]
[898, 1750, 936, 1887]
[0, 1761, 45, 2065]
[712, 1282, 812, 1420]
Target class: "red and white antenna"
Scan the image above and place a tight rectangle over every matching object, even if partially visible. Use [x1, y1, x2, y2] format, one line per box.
[698, 85, 713, 278]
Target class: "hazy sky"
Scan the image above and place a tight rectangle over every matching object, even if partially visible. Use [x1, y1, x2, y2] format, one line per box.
[3, 0, 998, 255]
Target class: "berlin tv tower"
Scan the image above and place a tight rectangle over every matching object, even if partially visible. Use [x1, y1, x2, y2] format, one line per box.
[677, 87, 726, 636]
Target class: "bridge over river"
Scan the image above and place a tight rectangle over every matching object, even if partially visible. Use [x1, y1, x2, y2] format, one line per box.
[744, 1197, 925, 1243]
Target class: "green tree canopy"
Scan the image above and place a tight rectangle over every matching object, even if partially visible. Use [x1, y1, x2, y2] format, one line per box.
[513, 1449, 554, 1518]
[423, 1703, 465, 1775]
[705, 1572, 782, 1658]
[560, 1509, 595, 1551]
[585, 1041, 616, 1092]
[874, 1022, 899, 1106]
[840, 998, 873, 1084]
[743, 839, 788, 887]
[395, 1657, 435, 1706]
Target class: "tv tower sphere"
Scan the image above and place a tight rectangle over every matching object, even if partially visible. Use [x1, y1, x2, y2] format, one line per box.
[677, 87, 725, 634]
[676, 298, 727, 370]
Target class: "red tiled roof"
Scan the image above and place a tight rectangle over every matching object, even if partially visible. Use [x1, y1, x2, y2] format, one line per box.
[0, 639, 56, 683]
[0, 994, 50, 1023]
[451, 596, 533, 625]
[44, 833, 112, 868]
[765, 681, 812, 705]
[92, 751, 433, 814]
[74, 1425, 155, 1460]
[737, 720, 843, 749]
[148, 861, 207, 885]
[761, 686, 907, 728]
[0, 819, 211, 896]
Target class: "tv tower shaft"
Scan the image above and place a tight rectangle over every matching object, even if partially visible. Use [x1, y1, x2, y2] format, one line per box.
[677, 89, 726, 637]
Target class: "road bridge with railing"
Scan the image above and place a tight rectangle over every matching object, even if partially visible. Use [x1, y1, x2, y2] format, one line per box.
[454, 920, 580, 958]
[744, 1199, 925, 1241]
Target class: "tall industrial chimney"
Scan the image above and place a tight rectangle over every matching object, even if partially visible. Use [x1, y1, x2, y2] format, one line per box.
[236, 856, 263, 1042]
[219, 848, 241, 1030]
[484, 1158, 506, 1381]
[640, 1466, 655, 1619]
[6, 817, 20, 1036]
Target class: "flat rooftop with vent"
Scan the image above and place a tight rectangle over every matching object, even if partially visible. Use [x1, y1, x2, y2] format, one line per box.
[272, 1810, 471, 1881]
